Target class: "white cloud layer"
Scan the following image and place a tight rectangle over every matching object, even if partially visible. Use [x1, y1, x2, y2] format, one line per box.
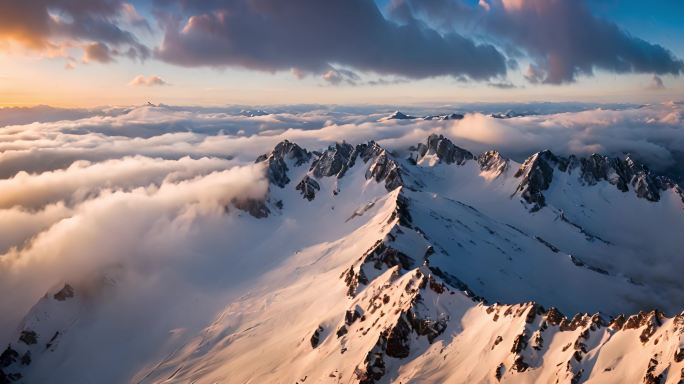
[0, 101, 682, 346]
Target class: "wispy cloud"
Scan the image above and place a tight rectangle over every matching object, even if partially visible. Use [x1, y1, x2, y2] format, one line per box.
[647, 75, 666, 90]
[128, 75, 169, 87]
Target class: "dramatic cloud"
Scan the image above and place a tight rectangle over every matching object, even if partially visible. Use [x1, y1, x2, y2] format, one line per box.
[390, 0, 684, 84]
[154, 0, 507, 80]
[0, 162, 269, 341]
[0, 0, 149, 61]
[128, 75, 169, 87]
[1, 0, 680, 86]
[485, 0, 684, 83]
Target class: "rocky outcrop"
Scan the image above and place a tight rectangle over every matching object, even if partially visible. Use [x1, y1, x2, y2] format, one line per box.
[423, 113, 464, 121]
[356, 142, 403, 191]
[18, 331, 37, 346]
[256, 140, 311, 188]
[293, 141, 405, 201]
[53, 284, 74, 301]
[342, 238, 415, 297]
[414, 134, 474, 165]
[575, 154, 675, 202]
[382, 111, 415, 120]
[478, 151, 509, 176]
[514, 150, 566, 211]
[310, 143, 355, 179]
[310, 326, 324, 348]
[513, 150, 680, 211]
[345, 268, 452, 384]
[295, 175, 320, 201]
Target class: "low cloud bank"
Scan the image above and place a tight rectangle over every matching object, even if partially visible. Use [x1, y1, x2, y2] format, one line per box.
[0, 101, 682, 346]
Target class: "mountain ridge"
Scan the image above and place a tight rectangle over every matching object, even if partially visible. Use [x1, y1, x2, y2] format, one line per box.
[2, 134, 683, 383]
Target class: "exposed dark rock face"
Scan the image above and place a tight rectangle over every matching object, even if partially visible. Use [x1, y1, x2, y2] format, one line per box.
[351, 270, 451, 383]
[495, 363, 505, 381]
[478, 151, 509, 176]
[362, 241, 415, 272]
[336, 326, 348, 338]
[406, 306, 448, 344]
[19, 330, 37, 346]
[293, 141, 405, 200]
[310, 143, 355, 179]
[511, 356, 529, 372]
[491, 111, 529, 119]
[256, 140, 311, 188]
[310, 326, 324, 348]
[544, 307, 565, 326]
[514, 150, 566, 211]
[45, 331, 60, 351]
[621, 310, 664, 340]
[414, 134, 474, 165]
[356, 142, 403, 191]
[429, 266, 481, 300]
[513, 150, 680, 211]
[0, 347, 18, 368]
[53, 284, 74, 301]
[384, 111, 415, 120]
[356, 340, 386, 384]
[342, 235, 415, 297]
[511, 333, 528, 354]
[19, 353, 29, 367]
[445, 113, 464, 120]
[642, 355, 665, 384]
[345, 306, 364, 326]
[675, 348, 684, 363]
[576, 154, 674, 202]
[385, 315, 412, 358]
[296, 176, 320, 201]
[342, 264, 369, 297]
[423, 113, 464, 121]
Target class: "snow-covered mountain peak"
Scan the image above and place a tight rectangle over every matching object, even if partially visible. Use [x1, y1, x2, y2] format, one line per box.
[380, 111, 416, 121]
[256, 139, 311, 188]
[412, 134, 474, 166]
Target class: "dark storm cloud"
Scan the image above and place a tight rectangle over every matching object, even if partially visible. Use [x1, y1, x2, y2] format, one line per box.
[154, 0, 508, 80]
[389, 0, 684, 84]
[484, 0, 684, 84]
[0, 0, 149, 60]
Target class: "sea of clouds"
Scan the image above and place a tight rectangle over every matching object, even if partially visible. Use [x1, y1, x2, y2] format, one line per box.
[0, 101, 682, 353]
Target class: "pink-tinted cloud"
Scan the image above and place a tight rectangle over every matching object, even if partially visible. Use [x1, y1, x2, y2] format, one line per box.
[128, 75, 169, 87]
[0, 0, 149, 62]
